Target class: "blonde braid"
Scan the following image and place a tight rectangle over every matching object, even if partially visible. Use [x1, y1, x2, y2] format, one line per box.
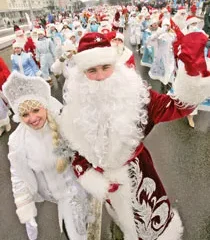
[47, 112, 68, 173]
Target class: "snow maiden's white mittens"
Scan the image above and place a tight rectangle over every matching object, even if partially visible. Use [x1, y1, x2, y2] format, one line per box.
[25, 218, 38, 240]
[16, 201, 37, 224]
[79, 168, 110, 200]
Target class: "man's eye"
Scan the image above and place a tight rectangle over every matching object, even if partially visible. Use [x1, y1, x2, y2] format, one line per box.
[88, 70, 96, 73]
[103, 65, 111, 70]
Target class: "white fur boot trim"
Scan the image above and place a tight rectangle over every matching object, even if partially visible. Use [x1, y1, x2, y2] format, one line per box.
[16, 202, 37, 224]
[158, 209, 184, 240]
[105, 166, 139, 240]
[79, 168, 109, 200]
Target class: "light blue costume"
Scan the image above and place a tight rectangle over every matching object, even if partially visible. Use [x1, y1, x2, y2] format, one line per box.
[90, 23, 99, 32]
[11, 52, 39, 76]
[141, 29, 154, 67]
[36, 37, 55, 81]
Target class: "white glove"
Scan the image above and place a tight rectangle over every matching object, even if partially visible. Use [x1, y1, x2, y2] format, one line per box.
[25, 218, 38, 240]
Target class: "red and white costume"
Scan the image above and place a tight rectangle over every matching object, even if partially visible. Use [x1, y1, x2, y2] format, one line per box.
[61, 32, 210, 240]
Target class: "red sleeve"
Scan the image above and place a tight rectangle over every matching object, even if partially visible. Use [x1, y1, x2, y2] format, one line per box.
[72, 153, 92, 178]
[148, 89, 194, 124]
[126, 54, 136, 69]
[0, 58, 10, 90]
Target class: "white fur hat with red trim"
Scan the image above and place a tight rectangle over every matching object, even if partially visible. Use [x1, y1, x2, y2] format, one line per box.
[113, 32, 124, 42]
[186, 16, 200, 26]
[73, 32, 117, 71]
[12, 41, 24, 49]
[178, 6, 187, 14]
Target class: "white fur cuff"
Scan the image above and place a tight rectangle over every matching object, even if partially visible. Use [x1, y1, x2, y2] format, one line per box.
[16, 202, 37, 224]
[173, 67, 210, 106]
[79, 168, 109, 200]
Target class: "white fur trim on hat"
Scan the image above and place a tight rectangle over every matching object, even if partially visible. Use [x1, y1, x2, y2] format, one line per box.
[186, 17, 200, 26]
[149, 17, 158, 26]
[114, 32, 124, 42]
[13, 41, 24, 49]
[37, 29, 45, 35]
[73, 46, 118, 71]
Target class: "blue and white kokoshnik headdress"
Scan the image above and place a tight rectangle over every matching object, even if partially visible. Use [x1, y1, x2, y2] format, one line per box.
[2, 71, 51, 122]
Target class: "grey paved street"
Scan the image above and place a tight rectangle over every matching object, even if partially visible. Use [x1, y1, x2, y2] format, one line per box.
[0, 28, 210, 240]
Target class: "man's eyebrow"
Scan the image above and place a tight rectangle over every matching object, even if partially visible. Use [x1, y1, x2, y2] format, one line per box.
[103, 64, 111, 67]
[86, 67, 96, 71]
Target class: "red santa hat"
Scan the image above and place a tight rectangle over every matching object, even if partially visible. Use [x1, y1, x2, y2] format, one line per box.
[113, 32, 124, 42]
[73, 32, 117, 71]
[15, 29, 24, 37]
[186, 16, 200, 26]
[178, 6, 186, 14]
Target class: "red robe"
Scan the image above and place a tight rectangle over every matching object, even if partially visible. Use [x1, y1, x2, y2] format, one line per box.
[0, 57, 10, 90]
[72, 89, 193, 239]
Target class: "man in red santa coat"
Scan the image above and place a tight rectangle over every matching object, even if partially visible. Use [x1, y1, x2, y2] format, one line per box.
[0, 57, 10, 90]
[61, 32, 210, 240]
[110, 32, 135, 68]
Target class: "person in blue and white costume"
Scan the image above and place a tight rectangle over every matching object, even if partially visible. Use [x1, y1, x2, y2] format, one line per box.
[87, 18, 99, 33]
[128, 11, 137, 46]
[47, 24, 64, 59]
[36, 29, 55, 86]
[11, 42, 41, 77]
[60, 21, 72, 40]
[141, 18, 160, 68]
[51, 42, 77, 105]
[3, 71, 90, 240]
[148, 18, 176, 86]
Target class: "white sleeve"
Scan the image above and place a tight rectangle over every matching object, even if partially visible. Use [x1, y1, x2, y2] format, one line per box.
[8, 129, 37, 224]
[10, 166, 37, 224]
[51, 59, 63, 75]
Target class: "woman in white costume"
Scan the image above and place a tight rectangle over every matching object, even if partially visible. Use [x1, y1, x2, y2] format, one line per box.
[51, 42, 77, 104]
[3, 71, 90, 240]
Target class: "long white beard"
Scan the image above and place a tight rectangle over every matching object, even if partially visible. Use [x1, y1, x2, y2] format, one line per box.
[61, 64, 150, 170]
[16, 36, 27, 46]
[111, 42, 124, 55]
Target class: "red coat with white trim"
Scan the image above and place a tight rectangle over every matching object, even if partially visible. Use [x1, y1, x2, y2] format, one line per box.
[0, 57, 10, 90]
[71, 89, 193, 240]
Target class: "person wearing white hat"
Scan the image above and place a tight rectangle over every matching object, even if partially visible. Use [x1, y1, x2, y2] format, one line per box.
[61, 21, 72, 40]
[172, 7, 187, 30]
[51, 43, 77, 104]
[141, 18, 160, 67]
[3, 71, 90, 240]
[111, 32, 135, 68]
[182, 16, 203, 35]
[36, 29, 55, 86]
[128, 11, 137, 46]
[11, 42, 41, 77]
[148, 18, 176, 87]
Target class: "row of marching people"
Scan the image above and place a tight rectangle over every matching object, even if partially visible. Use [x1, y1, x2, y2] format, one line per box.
[129, 5, 210, 128]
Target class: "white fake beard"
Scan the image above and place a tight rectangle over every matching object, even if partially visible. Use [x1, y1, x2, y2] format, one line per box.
[62, 64, 150, 170]
[111, 42, 124, 55]
[16, 36, 27, 45]
[188, 25, 199, 33]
